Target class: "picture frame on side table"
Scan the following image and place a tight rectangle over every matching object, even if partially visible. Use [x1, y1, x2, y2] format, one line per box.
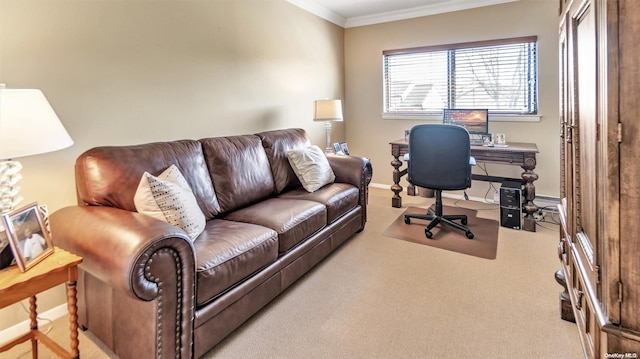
[333, 143, 344, 155]
[339, 142, 350, 155]
[3, 202, 53, 272]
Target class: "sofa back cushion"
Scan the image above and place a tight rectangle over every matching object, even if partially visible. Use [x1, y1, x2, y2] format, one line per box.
[256, 128, 311, 194]
[200, 135, 276, 214]
[76, 140, 221, 218]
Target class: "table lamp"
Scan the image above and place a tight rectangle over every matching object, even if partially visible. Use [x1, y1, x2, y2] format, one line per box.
[0, 86, 74, 213]
[0, 85, 73, 268]
[313, 99, 343, 154]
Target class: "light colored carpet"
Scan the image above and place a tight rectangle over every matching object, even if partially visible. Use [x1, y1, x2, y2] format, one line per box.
[1, 187, 582, 359]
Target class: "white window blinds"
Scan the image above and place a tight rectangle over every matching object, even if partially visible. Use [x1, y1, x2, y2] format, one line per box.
[383, 36, 538, 115]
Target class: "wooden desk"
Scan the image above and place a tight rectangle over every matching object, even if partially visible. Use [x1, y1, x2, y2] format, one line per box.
[0, 247, 83, 359]
[390, 138, 539, 231]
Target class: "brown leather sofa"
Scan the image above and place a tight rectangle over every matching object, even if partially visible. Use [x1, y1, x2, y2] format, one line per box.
[50, 128, 372, 359]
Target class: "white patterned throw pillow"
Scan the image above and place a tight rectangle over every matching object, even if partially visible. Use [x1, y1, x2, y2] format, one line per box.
[134, 165, 206, 240]
[287, 145, 336, 192]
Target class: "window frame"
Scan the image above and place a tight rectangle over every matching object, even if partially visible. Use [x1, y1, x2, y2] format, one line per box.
[382, 36, 539, 121]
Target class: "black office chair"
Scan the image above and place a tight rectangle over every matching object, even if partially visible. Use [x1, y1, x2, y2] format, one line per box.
[404, 124, 475, 239]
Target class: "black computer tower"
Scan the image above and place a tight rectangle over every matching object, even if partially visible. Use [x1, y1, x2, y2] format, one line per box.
[500, 180, 522, 230]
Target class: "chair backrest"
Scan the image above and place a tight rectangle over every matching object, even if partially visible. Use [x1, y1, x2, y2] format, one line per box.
[408, 124, 472, 190]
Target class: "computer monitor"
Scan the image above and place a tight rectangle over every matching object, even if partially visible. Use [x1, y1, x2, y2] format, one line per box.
[442, 109, 489, 135]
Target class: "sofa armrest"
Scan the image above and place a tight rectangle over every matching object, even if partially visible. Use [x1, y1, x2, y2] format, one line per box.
[327, 155, 373, 227]
[327, 155, 372, 188]
[50, 206, 196, 301]
[50, 206, 195, 300]
[51, 205, 196, 358]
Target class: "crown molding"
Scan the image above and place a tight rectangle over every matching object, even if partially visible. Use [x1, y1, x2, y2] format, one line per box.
[346, 0, 520, 27]
[286, 0, 346, 27]
[289, 0, 520, 29]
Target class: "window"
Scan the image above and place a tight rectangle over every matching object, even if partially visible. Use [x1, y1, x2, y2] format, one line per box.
[383, 36, 538, 116]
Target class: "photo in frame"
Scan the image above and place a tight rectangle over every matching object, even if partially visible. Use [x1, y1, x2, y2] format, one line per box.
[3, 202, 53, 272]
[332, 143, 345, 155]
[339, 142, 350, 155]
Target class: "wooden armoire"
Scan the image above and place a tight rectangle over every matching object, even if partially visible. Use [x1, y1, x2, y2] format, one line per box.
[558, 0, 640, 357]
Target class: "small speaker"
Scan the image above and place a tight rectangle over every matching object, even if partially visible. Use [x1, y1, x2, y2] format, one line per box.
[500, 180, 522, 230]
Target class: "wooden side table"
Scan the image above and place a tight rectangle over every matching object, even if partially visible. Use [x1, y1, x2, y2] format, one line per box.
[0, 247, 83, 358]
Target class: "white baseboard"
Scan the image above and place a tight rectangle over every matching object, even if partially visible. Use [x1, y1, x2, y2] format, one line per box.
[533, 195, 561, 211]
[0, 303, 68, 345]
[369, 182, 391, 190]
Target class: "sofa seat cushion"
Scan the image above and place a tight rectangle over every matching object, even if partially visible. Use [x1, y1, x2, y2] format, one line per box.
[224, 198, 326, 253]
[193, 219, 278, 306]
[278, 183, 359, 224]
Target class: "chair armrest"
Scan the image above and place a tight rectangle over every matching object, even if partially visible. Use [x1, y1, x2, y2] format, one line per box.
[50, 205, 196, 301]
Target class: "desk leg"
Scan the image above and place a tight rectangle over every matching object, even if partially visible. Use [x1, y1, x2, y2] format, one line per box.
[67, 278, 80, 359]
[391, 154, 403, 208]
[521, 154, 539, 232]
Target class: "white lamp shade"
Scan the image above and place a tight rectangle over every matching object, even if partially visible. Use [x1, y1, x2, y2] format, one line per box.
[0, 89, 74, 159]
[314, 99, 343, 122]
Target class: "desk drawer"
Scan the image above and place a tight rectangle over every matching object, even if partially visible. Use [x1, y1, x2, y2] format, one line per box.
[472, 150, 525, 165]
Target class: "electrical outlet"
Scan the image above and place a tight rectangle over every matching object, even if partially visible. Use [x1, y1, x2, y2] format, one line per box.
[493, 189, 500, 204]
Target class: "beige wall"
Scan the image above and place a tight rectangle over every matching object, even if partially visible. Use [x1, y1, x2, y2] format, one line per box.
[344, 0, 559, 201]
[0, 0, 344, 330]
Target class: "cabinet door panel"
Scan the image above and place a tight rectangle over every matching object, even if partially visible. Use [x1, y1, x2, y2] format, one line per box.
[571, 0, 598, 290]
[618, 0, 640, 332]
